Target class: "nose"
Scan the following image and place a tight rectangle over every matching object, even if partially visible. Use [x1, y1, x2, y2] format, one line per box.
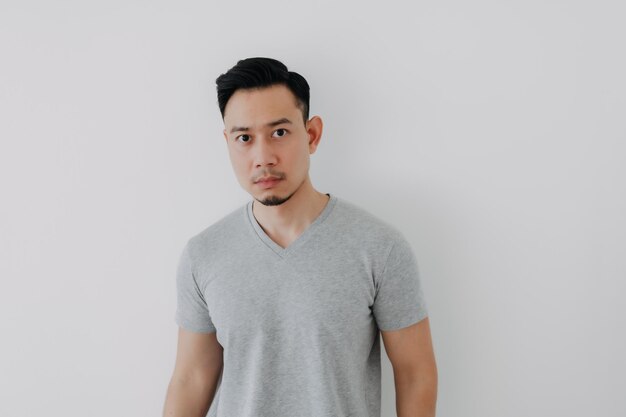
[253, 136, 278, 168]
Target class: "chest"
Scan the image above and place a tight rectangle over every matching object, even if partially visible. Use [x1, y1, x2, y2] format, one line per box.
[200, 251, 377, 346]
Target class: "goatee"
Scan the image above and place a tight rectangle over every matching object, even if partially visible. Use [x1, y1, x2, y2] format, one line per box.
[257, 191, 295, 206]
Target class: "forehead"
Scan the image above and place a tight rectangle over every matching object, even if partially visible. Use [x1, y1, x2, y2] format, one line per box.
[223, 84, 301, 128]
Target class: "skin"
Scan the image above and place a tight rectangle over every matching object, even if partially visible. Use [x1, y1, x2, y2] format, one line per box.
[382, 318, 438, 417]
[163, 83, 437, 417]
[222, 84, 329, 249]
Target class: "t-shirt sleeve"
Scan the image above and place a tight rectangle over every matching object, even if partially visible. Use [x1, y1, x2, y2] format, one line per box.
[174, 241, 217, 333]
[372, 232, 429, 331]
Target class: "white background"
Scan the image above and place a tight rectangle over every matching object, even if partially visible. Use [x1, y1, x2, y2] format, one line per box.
[1, 1, 625, 416]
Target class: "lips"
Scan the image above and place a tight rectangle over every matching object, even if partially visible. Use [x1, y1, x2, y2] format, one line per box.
[255, 177, 282, 189]
[256, 176, 280, 183]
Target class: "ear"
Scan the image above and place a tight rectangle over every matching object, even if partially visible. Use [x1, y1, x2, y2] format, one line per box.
[306, 116, 323, 154]
[223, 129, 228, 143]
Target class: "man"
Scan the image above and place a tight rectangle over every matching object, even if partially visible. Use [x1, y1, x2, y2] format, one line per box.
[162, 57, 437, 417]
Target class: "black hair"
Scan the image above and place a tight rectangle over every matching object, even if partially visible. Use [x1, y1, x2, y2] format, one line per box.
[216, 57, 310, 123]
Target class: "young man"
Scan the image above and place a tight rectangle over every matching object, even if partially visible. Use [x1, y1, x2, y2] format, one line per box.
[163, 57, 437, 417]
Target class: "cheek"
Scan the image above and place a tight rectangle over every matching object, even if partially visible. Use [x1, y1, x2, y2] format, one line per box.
[293, 146, 311, 175]
[299, 140, 312, 160]
[227, 150, 247, 174]
[291, 139, 310, 159]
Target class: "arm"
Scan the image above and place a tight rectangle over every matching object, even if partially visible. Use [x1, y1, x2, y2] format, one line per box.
[381, 317, 438, 417]
[162, 327, 224, 417]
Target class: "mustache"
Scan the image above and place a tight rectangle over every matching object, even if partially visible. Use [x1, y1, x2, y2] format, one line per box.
[253, 171, 285, 182]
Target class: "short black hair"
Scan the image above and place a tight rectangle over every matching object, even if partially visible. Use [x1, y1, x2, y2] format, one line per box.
[216, 57, 310, 123]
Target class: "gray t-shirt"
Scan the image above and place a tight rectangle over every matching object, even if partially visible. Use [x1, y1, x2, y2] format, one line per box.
[174, 193, 428, 417]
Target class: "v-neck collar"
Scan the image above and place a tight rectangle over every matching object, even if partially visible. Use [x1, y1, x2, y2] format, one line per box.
[246, 193, 337, 259]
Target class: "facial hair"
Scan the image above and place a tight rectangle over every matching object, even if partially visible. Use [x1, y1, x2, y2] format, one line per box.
[256, 189, 296, 206]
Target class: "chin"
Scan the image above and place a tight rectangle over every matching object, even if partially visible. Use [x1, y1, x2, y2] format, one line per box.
[255, 187, 297, 207]
[256, 194, 288, 206]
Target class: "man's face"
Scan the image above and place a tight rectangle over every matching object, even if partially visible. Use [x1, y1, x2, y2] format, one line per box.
[222, 84, 320, 206]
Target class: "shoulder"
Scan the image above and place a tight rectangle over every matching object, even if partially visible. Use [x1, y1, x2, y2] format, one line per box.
[331, 196, 408, 252]
[184, 202, 249, 261]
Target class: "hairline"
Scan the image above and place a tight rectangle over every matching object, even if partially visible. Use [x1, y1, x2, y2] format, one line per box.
[222, 83, 308, 124]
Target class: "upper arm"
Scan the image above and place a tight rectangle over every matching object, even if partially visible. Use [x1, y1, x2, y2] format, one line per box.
[381, 317, 437, 378]
[172, 327, 223, 385]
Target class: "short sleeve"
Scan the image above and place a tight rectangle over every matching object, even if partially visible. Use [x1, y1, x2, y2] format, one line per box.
[372, 233, 429, 331]
[174, 241, 217, 333]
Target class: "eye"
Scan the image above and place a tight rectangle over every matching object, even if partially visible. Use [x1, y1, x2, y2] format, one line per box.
[273, 128, 288, 138]
[236, 134, 251, 143]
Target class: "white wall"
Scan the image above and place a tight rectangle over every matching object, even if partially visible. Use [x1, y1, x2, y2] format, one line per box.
[1, 1, 624, 416]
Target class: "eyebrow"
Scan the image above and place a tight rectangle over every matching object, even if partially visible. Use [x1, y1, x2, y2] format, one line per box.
[229, 118, 292, 134]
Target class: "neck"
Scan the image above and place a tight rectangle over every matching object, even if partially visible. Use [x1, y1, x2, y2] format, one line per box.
[251, 178, 330, 245]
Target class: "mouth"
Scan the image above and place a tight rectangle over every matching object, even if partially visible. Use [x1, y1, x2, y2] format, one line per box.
[255, 178, 282, 189]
